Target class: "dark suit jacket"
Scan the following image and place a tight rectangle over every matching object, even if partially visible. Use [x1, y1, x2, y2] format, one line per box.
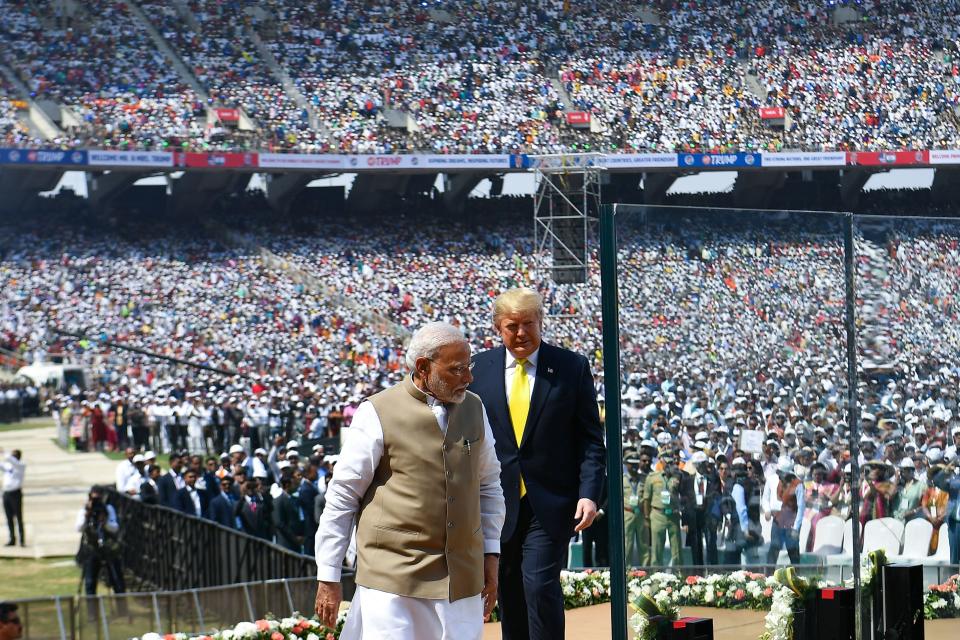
[469, 342, 606, 543]
[208, 493, 237, 529]
[140, 480, 160, 505]
[234, 494, 273, 540]
[157, 472, 180, 508]
[272, 492, 304, 551]
[298, 479, 320, 554]
[175, 487, 204, 518]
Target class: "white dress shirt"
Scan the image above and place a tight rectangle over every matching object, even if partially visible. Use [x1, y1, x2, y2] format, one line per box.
[504, 348, 538, 403]
[315, 398, 505, 583]
[1, 454, 25, 492]
[115, 459, 137, 492]
[316, 395, 503, 640]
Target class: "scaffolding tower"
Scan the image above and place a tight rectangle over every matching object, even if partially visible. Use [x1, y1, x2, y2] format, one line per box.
[530, 153, 605, 285]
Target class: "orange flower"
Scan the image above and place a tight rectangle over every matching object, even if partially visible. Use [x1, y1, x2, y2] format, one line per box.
[735, 589, 745, 600]
[271, 632, 283, 640]
[256, 620, 270, 631]
[685, 576, 699, 585]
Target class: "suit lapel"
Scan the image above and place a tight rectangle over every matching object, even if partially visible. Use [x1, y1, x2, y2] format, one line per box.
[484, 347, 514, 447]
[520, 344, 554, 449]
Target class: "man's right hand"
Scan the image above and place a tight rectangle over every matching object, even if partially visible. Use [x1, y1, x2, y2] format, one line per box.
[315, 581, 342, 628]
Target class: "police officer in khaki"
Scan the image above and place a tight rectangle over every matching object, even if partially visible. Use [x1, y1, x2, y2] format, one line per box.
[643, 449, 683, 567]
[623, 451, 650, 565]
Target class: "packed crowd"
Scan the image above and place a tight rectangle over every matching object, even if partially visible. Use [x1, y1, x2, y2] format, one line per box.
[3, 1, 960, 152]
[110, 440, 331, 555]
[3, 206, 960, 564]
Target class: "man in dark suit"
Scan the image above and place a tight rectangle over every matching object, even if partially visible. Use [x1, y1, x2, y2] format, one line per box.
[469, 287, 605, 640]
[157, 453, 184, 508]
[139, 465, 162, 505]
[234, 477, 272, 540]
[272, 476, 304, 552]
[207, 476, 238, 529]
[175, 470, 204, 518]
[298, 459, 321, 556]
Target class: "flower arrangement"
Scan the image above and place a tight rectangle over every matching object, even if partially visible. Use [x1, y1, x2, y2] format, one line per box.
[135, 613, 342, 640]
[924, 574, 960, 620]
[132, 570, 960, 640]
[757, 568, 820, 640]
[630, 591, 679, 640]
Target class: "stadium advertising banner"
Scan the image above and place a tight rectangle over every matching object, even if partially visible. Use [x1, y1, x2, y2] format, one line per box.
[847, 150, 930, 166]
[758, 107, 786, 120]
[602, 153, 679, 168]
[0, 148, 87, 165]
[678, 152, 761, 168]
[258, 153, 347, 170]
[760, 151, 846, 168]
[929, 150, 960, 165]
[343, 154, 516, 170]
[173, 151, 259, 169]
[87, 150, 174, 167]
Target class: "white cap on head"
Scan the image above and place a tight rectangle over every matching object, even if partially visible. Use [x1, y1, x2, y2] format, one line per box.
[691, 452, 708, 463]
[899, 458, 915, 469]
[254, 448, 267, 456]
[229, 444, 244, 454]
[145, 451, 157, 459]
[132, 454, 145, 463]
[927, 447, 943, 463]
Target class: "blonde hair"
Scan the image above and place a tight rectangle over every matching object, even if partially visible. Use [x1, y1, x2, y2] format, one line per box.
[493, 287, 544, 324]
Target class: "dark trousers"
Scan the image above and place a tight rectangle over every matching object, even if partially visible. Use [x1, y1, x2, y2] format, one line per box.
[689, 509, 719, 566]
[766, 520, 800, 564]
[83, 555, 127, 617]
[948, 518, 960, 565]
[500, 497, 566, 640]
[581, 513, 608, 567]
[3, 489, 24, 544]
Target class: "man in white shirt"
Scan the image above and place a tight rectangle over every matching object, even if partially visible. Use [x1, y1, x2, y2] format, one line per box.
[1, 448, 25, 547]
[314, 322, 505, 640]
[114, 448, 138, 493]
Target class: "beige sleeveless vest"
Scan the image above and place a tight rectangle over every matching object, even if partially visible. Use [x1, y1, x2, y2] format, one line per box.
[356, 376, 485, 601]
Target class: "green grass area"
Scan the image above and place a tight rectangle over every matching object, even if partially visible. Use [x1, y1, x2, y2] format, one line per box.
[0, 416, 56, 433]
[0, 557, 82, 599]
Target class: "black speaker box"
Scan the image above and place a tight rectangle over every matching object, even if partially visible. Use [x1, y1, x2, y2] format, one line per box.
[671, 616, 714, 640]
[882, 563, 924, 640]
[816, 587, 856, 640]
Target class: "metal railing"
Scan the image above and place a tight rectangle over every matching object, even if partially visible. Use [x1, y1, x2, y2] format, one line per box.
[105, 490, 320, 592]
[10, 576, 339, 640]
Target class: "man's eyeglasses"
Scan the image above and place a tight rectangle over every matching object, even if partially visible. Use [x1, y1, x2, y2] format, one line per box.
[429, 359, 475, 376]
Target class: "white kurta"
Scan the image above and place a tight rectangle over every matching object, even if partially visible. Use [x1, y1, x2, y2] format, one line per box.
[315, 396, 505, 640]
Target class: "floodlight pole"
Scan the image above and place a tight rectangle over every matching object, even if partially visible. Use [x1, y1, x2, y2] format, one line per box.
[843, 213, 863, 640]
[600, 204, 627, 640]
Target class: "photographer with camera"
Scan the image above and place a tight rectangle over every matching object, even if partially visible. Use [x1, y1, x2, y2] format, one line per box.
[75, 486, 127, 618]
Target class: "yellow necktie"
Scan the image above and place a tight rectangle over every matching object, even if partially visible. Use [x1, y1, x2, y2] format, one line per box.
[509, 358, 530, 497]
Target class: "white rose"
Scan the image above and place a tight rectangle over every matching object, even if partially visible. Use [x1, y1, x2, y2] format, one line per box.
[232, 622, 258, 638]
[307, 634, 320, 640]
[141, 634, 162, 640]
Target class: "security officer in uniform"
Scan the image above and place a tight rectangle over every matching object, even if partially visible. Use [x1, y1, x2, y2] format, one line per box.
[623, 451, 650, 565]
[643, 449, 683, 567]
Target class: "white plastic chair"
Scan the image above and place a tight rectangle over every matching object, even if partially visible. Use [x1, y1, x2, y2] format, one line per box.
[862, 518, 903, 556]
[826, 518, 858, 565]
[799, 516, 812, 552]
[812, 515, 845, 555]
[875, 516, 905, 541]
[890, 519, 933, 562]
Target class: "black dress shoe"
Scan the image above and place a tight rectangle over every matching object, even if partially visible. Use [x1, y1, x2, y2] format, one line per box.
[3, 541, 14, 547]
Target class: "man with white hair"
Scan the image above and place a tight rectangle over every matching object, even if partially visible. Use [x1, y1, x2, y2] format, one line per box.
[314, 322, 505, 640]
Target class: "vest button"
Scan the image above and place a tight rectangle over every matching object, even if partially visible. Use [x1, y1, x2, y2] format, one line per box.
[447, 521, 454, 528]
[448, 496, 455, 503]
[446, 470, 452, 477]
[443, 444, 449, 452]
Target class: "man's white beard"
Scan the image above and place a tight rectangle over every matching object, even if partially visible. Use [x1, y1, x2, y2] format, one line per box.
[428, 372, 466, 404]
